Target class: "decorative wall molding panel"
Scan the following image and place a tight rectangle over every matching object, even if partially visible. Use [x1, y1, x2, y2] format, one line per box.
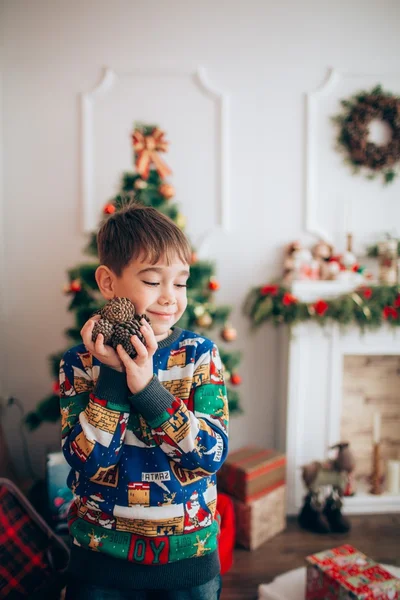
[305, 68, 400, 253]
[81, 66, 230, 247]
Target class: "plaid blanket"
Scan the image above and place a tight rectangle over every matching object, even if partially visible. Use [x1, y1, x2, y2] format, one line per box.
[0, 479, 69, 598]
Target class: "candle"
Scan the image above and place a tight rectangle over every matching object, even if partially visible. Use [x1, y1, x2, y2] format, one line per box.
[372, 413, 381, 444]
[387, 460, 400, 494]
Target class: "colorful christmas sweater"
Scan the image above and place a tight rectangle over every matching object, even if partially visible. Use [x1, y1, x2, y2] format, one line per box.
[60, 327, 229, 590]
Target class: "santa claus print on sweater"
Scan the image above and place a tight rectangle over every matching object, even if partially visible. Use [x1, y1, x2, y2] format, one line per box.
[183, 491, 212, 532]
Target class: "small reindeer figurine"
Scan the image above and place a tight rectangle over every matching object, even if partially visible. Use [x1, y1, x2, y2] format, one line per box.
[299, 442, 355, 534]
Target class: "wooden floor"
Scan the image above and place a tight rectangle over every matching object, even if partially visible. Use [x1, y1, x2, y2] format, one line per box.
[220, 514, 400, 600]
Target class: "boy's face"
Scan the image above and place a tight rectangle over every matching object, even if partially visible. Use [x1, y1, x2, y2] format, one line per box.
[108, 254, 189, 341]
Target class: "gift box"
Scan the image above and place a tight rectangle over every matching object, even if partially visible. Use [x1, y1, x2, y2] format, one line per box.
[216, 492, 236, 574]
[217, 446, 286, 503]
[234, 483, 286, 550]
[306, 544, 400, 600]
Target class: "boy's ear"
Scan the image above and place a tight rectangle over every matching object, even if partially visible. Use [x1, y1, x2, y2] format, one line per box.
[95, 265, 116, 300]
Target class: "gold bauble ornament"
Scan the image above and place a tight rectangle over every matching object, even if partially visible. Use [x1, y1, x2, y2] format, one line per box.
[193, 305, 206, 317]
[159, 183, 175, 199]
[197, 313, 212, 328]
[134, 178, 148, 190]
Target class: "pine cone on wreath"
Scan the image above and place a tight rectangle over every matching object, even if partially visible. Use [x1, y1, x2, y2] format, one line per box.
[91, 297, 151, 358]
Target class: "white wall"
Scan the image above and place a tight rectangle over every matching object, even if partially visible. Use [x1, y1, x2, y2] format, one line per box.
[1, 0, 400, 479]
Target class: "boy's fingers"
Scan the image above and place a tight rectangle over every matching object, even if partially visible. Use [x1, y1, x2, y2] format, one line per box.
[81, 316, 100, 340]
[116, 344, 130, 366]
[140, 323, 158, 354]
[94, 333, 105, 354]
[131, 335, 148, 360]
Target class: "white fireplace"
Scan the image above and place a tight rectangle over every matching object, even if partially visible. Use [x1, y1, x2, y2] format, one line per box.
[277, 319, 400, 515]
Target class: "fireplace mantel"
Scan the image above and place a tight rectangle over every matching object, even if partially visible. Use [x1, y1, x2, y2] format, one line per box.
[276, 321, 400, 515]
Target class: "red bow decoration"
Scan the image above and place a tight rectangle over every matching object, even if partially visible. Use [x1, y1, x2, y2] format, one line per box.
[132, 127, 172, 180]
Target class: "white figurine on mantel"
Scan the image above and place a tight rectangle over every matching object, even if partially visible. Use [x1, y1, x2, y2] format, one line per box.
[283, 242, 319, 283]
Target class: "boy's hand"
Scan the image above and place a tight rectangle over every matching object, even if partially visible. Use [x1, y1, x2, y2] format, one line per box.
[116, 318, 158, 394]
[80, 315, 124, 372]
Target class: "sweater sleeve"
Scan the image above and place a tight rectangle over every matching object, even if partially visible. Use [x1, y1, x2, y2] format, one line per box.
[129, 342, 229, 474]
[59, 348, 131, 478]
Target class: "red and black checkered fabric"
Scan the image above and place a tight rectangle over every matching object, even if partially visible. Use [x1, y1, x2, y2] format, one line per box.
[0, 481, 68, 599]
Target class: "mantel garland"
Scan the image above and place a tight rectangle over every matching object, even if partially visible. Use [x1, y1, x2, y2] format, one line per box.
[332, 85, 400, 184]
[244, 284, 400, 330]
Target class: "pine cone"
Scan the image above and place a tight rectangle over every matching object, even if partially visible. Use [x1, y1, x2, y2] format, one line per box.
[90, 296, 152, 357]
[111, 318, 146, 358]
[100, 297, 136, 324]
[91, 318, 114, 344]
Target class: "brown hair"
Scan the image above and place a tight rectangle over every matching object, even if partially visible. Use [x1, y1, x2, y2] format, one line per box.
[97, 204, 192, 276]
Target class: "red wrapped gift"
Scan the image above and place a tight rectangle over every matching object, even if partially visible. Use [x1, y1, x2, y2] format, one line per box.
[306, 544, 400, 600]
[217, 446, 286, 503]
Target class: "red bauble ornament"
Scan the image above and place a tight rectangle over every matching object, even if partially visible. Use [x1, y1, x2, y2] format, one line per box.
[70, 279, 82, 293]
[221, 325, 237, 342]
[52, 380, 60, 394]
[191, 252, 198, 264]
[230, 373, 242, 386]
[208, 278, 220, 291]
[104, 203, 116, 215]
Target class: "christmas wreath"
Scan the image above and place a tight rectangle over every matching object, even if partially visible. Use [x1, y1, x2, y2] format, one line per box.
[244, 284, 400, 331]
[332, 85, 400, 184]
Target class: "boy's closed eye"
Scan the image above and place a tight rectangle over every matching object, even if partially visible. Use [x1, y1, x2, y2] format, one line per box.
[142, 280, 187, 288]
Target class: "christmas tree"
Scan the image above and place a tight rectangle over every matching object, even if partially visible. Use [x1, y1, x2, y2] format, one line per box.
[25, 124, 242, 430]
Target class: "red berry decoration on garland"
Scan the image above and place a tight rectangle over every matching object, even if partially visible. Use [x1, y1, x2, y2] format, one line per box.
[230, 373, 242, 386]
[282, 292, 297, 306]
[360, 287, 373, 300]
[104, 203, 116, 215]
[208, 278, 220, 291]
[314, 299, 329, 316]
[383, 306, 398, 320]
[260, 284, 279, 296]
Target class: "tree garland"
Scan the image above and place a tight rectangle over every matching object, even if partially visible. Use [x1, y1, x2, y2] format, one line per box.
[244, 284, 400, 330]
[332, 85, 400, 184]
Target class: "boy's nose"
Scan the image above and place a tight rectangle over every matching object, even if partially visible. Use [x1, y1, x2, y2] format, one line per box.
[159, 293, 176, 306]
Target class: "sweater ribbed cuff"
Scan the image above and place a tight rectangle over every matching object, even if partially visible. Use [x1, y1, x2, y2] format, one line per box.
[129, 375, 174, 422]
[94, 365, 130, 408]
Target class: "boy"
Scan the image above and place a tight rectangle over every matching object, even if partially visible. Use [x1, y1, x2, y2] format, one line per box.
[60, 204, 229, 599]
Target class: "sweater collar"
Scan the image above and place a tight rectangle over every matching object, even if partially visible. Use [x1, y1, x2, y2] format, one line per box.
[156, 327, 183, 349]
